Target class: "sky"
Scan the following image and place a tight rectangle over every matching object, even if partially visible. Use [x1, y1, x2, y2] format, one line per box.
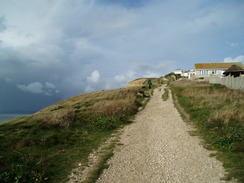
[0, 0, 244, 113]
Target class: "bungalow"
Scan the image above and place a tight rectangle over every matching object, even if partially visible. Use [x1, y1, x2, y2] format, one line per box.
[194, 62, 244, 79]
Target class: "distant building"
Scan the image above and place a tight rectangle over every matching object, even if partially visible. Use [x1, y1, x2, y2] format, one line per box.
[173, 69, 196, 79]
[181, 71, 189, 78]
[174, 69, 183, 75]
[185, 70, 196, 79]
[194, 62, 244, 79]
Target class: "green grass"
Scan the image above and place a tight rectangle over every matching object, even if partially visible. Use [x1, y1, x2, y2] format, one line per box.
[171, 80, 244, 183]
[0, 87, 149, 183]
[162, 88, 169, 101]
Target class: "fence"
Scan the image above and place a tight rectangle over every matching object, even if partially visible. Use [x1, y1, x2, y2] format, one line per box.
[209, 75, 244, 90]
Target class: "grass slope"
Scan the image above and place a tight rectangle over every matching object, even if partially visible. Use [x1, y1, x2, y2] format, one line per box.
[171, 80, 244, 183]
[0, 87, 148, 183]
[127, 78, 164, 87]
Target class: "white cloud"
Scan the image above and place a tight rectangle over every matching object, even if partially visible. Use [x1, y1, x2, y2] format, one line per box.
[87, 70, 100, 83]
[114, 61, 176, 86]
[83, 61, 176, 93]
[45, 82, 56, 89]
[226, 42, 239, 47]
[230, 43, 239, 47]
[85, 70, 102, 92]
[17, 82, 44, 94]
[114, 75, 127, 82]
[85, 85, 95, 93]
[224, 55, 244, 63]
[17, 81, 58, 96]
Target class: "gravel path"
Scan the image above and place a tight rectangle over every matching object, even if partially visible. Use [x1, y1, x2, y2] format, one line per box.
[96, 87, 235, 183]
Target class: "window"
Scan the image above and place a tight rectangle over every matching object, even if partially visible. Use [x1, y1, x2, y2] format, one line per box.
[200, 70, 208, 76]
[212, 70, 216, 74]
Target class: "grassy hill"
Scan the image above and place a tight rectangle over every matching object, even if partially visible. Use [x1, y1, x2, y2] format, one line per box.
[0, 87, 151, 183]
[127, 78, 164, 87]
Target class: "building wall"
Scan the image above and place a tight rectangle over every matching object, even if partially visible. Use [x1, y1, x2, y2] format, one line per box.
[195, 69, 225, 78]
[174, 69, 183, 75]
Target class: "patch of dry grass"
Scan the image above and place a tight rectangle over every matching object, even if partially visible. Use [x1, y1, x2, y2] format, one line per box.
[177, 82, 244, 126]
[33, 87, 141, 126]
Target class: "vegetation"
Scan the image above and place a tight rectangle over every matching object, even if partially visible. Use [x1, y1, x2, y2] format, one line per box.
[83, 142, 116, 183]
[162, 88, 169, 101]
[0, 87, 148, 183]
[127, 77, 164, 88]
[171, 80, 244, 182]
[164, 72, 181, 84]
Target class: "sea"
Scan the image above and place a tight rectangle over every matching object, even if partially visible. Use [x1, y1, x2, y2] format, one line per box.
[0, 114, 32, 123]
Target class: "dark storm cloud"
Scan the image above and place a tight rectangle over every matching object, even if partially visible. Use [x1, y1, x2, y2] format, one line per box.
[0, 0, 244, 113]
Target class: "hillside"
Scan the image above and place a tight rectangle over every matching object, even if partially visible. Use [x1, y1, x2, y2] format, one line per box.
[127, 78, 163, 87]
[0, 86, 151, 183]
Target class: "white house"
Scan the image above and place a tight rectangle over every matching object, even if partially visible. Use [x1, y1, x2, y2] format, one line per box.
[174, 69, 183, 75]
[194, 62, 244, 79]
[186, 70, 196, 79]
[174, 69, 196, 79]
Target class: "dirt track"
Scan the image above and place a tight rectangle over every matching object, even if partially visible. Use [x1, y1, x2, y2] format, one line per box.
[96, 87, 235, 183]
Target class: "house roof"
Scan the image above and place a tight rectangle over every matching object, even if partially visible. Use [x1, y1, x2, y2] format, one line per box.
[195, 62, 244, 69]
[223, 64, 244, 74]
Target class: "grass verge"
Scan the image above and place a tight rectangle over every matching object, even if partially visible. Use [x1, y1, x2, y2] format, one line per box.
[83, 142, 115, 183]
[171, 80, 244, 183]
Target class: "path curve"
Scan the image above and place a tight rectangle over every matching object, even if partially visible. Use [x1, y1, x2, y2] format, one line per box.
[96, 87, 235, 183]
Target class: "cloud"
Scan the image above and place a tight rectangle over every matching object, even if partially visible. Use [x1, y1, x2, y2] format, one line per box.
[87, 70, 100, 83]
[99, 0, 147, 8]
[0, 0, 244, 113]
[226, 42, 239, 47]
[85, 70, 102, 92]
[114, 61, 176, 83]
[0, 16, 7, 32]
[223, 55, 244, 63]
[84, 61, 176, 93]
[45, 82, 56, 89]
[5, 77, 12, 83]
[17, 82, 58, 96]
[17, 82, 44, 94]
